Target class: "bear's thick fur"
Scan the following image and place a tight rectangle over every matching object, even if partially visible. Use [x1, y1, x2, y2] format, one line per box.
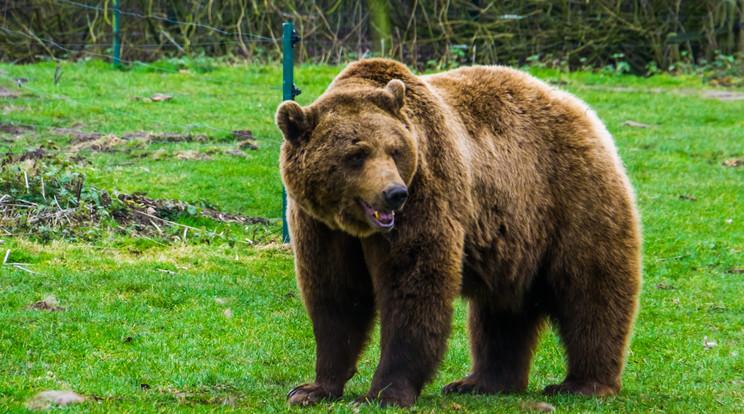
[276, 59, 641, 407]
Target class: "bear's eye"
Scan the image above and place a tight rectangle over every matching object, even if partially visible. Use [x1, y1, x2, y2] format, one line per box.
[345, 150, 368, 168]
[390, 148, 402, 160]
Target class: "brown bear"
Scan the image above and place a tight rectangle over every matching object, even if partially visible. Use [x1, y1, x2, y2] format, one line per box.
[275, 58, 641, 408]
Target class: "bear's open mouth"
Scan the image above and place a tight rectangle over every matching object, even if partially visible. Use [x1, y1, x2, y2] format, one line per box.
[359, 200, 395, 229]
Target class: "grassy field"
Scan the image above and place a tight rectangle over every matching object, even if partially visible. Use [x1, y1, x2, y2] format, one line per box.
[0, 59, 742, 413]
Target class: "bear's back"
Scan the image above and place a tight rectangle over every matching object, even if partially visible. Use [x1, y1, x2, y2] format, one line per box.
[419, 65, 638, 300]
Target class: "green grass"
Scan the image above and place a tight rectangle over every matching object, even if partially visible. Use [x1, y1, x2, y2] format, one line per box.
[1, 60, 742, 413]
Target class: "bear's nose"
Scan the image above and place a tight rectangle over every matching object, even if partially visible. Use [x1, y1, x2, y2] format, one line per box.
[383, 185, 408, 210]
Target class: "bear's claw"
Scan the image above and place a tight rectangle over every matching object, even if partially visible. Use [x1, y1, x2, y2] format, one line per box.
[287, 383, 340, 406]
[443, 379, 480, 394]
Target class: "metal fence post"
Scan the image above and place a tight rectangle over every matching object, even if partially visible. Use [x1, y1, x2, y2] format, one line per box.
[282, 21, 301, 243]
[112, 0, 121, 67]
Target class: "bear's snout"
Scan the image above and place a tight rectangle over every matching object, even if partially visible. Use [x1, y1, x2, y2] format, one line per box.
[383, 184, 408, 210]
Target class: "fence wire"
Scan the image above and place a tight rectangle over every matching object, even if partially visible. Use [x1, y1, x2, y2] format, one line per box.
[56, 0, 276, 42]
[4, 0, 742, 70]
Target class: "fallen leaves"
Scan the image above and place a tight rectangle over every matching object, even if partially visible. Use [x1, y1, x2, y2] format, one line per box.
[28, 295, 65, 312]
[26, 390, 85, 410]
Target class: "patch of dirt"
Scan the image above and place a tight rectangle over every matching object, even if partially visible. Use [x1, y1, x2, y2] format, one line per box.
[26, 390, 85, 410]
[53, 127, 212, 146]
[2, 187, 272, 243]
[0, 122, 34, 137]
[28, 295, 65, 312]
[237, 140, 258, 151]
[232, 130, 258, 150]
[38, 126, 259, 158]
[69, 134, 124, 152]
[175, 150, 211, 160]
[224, 148, 248, 158]
[722, 158, 743, 168]
[122, 131, 209, 143]
[521, 401, 556, 412]
[18, 148, 46, 161]
[52, 126, 104, 143]
[118, 193, 271, 226]
[0, 86, 21, 98]
[1, 147, 48, 164]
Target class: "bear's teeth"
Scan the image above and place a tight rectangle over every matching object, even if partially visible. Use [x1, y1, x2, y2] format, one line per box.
[374, 211, 380, 220]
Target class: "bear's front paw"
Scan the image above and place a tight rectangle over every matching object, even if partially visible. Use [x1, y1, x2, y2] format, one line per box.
[287, 383, 341, 406]
[443, 375, 524, 395]
[544, 380, 618, 397]
[358, 385, 417, 408]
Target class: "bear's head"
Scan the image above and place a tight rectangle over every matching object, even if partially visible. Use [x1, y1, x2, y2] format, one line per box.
[276, 79, 417, 237]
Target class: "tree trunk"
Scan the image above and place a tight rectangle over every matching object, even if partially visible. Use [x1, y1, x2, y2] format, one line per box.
[368, 0, 392, 56]
[739, 0, 744, 53]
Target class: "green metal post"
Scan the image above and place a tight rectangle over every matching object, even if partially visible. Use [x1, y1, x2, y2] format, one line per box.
[282, 21, 301, 243]
[112, 0, 121, 67]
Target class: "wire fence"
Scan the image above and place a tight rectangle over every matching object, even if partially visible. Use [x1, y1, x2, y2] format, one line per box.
[2, 0, 743, 71]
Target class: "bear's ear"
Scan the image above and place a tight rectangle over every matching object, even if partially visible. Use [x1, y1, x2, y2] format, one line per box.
[275, 101, 313, 144]
[383, 79, 406, 112]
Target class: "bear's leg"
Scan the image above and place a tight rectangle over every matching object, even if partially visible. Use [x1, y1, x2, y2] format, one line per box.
[287, 209, 376, 406]
[443, 300, 544, 395]
[545, 264, 639, 397]
[359, 231, 464, 407]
